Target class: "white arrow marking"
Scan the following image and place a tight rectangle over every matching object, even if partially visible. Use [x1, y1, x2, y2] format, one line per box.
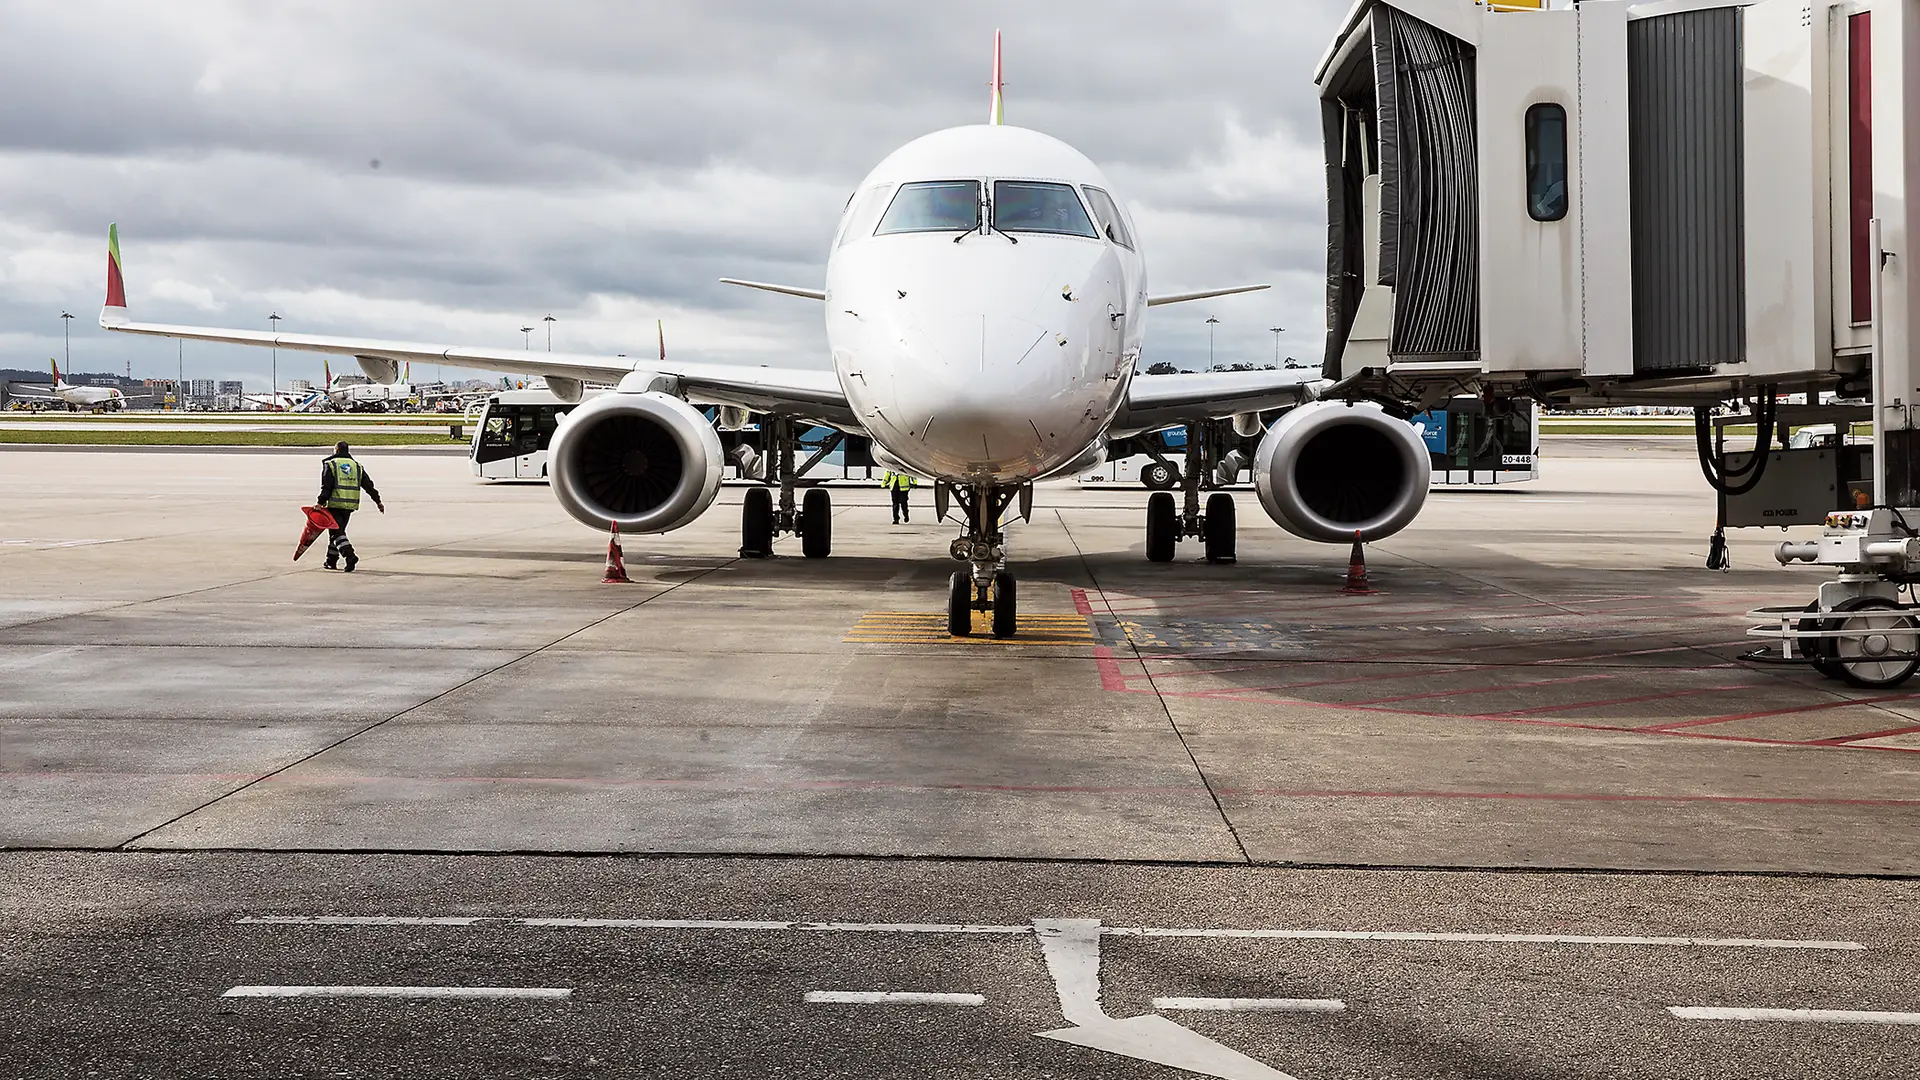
[1030, 918, 1304, 1080]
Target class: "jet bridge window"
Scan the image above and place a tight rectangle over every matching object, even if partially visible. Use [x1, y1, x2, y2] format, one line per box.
[993, 181, 1098, 237]
[875, 180, 981, 235]
[1525, 103, 1569, 222]
[1081, 185, 1133, 248]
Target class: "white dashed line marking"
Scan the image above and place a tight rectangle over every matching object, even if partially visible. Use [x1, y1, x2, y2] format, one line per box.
[805, 991, 986, 1006]
[222, 985, 571, 1000]
[1153, 998, 1347, 1013]
[1670, 1007, 1920, 1025]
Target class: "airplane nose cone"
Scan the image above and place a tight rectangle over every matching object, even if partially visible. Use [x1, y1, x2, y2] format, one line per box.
[834, 237, 1127, 479]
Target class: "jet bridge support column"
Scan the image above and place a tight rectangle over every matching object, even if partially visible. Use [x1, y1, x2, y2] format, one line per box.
[1876, 0, 1920, 505]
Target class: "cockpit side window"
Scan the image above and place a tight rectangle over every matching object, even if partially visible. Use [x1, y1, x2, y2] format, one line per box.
[1081, 186, 1133, 249]
[874, 180, 981, 235]
[838, 184, 893, 247]
[992, 181, 1099, 237]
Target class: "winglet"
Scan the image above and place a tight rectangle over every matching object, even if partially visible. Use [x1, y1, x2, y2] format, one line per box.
[988, 30, 1004, 125]
[657, 319, 666, 362]
[101, 223, 128, 326]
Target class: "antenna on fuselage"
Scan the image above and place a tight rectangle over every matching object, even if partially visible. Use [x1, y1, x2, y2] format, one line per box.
[988, 29, 1004, 125]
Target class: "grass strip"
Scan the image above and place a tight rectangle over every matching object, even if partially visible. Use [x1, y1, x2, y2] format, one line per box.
[0, 429, 464, 447]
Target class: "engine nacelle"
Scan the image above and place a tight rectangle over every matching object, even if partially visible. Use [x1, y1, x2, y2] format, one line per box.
[548, 391, 723, 533]
[1252, 400, 1430, 543]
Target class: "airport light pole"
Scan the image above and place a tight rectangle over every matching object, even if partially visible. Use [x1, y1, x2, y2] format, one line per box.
[59, 311, 72, 372]
[268, 312, 282, 399]
[1269, 326, 1286, 366]
[520, 325, 533, 349]
[1205, 316, 1219, 370]
[543, 313, 556, 352]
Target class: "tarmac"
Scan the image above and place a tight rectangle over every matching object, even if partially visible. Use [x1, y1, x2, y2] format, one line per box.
[4, 444, 1917, 1079]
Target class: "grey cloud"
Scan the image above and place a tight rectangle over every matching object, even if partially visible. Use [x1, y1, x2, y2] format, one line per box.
[0, 0, 1348, 383]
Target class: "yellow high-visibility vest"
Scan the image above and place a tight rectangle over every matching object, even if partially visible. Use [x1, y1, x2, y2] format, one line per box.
[325, 458, 362, 510]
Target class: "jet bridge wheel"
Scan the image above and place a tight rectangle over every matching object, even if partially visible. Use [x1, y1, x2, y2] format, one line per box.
[1827, 596, 1920, 689]
[1146, 491, 1177, 562]
[801, 488, 832, 559]
[1797, 602, 1841, 680]
[947, 572, 973, 637]
[741, 487, 774, 558]
[1203, 492, 1236, 564]
[991, 571, 1017, 638]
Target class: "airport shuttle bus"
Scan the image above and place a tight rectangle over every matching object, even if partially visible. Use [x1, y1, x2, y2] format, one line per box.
[471, 388, 872, 483]
[471, 389, 593, 479]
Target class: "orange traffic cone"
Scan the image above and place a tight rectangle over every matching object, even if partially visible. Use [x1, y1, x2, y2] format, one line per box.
[1342, 530, 1375, 594]
[602, 522, 632, 584]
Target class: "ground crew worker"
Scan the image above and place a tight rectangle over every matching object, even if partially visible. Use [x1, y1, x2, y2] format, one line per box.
[319, 440, 384, 572]
[882, 469, 916, 524]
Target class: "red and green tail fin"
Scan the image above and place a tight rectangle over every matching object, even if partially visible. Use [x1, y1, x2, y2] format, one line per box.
[988, 31, 1004, 125]
[50, 356, 62, 386]
[105, 223, 126, 310]
[324, 358, 333, 387]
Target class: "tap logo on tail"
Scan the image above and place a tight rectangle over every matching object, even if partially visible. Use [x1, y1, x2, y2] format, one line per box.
[106, 223, 126, 310]
[988, 30, 1004, 125]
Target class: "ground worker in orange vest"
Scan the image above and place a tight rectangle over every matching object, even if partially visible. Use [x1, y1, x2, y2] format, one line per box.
[881, 469, 916, 525]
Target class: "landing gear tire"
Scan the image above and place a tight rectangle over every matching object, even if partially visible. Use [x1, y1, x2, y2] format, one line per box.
[947, 572, 972, 637]
[1141, 462, 1178, 490]
[741, 487, 774, 558]
[1146, 491, 1177, 563]
[801, 487, 832, 559]
[1203, 492, 1236, 564]
[1828, 596, 1920, 688]
[991, 571, 1017, 638]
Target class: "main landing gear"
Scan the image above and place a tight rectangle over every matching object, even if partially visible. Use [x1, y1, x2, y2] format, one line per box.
[945, 483, 1022, 638]
[1145, 421, 1237, 565]
[738, 415, 836, 559]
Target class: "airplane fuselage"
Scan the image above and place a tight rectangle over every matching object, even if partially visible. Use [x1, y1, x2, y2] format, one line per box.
[824, 125, 1146, 484]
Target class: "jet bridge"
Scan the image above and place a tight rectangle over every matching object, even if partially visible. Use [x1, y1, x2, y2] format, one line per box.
[1317, 0, 1920, 683]
[1314, 0, 1918, 487]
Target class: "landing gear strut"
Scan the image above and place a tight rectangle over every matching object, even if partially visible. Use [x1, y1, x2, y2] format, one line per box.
[1144, 421, 1237, 564]
[738, 414, 838, 559]
[945, 483, 1022, 637]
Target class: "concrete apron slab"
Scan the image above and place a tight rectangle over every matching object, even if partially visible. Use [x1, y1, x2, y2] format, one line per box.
[5, 449, 1918, 873]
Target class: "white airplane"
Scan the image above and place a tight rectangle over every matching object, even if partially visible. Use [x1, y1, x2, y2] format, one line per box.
[98, 34, 1431, 637]
[15, 358, 145, 411]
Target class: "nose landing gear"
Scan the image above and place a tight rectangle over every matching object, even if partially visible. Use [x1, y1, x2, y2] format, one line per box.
[945, 484, 1021, 637]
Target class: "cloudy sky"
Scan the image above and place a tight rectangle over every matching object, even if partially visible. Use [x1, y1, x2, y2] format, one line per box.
[0, 0, 1349, 390]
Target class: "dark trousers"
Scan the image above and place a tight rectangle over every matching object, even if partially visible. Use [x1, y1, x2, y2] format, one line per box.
[890, 488, 909, 523]
[325, 507, 355, 563]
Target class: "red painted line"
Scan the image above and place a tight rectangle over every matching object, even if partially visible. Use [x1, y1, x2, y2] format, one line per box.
[1215, 787, 1920, 808]
[1340, 672, 1617, 707]
[1478, 684, 1753, 718]
[1811, 723, 1920, 745]
[1534, 640, 1755, 664]
[1644, 691, 1920, 731]
[1091, 645, 1130, 692]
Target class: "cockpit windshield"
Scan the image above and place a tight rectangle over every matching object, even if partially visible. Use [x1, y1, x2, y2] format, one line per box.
[874, 180, 981, 235]
[991, 181, 1098, 238]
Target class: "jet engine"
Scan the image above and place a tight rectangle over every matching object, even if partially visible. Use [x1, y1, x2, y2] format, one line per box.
[1252, 400, 1430, 543]
[548, 391, 724, 533]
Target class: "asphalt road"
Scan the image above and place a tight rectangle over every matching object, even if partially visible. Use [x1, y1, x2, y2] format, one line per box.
[5, 852, 1917, 1080]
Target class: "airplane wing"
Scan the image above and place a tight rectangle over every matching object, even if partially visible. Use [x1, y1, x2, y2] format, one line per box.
[1114, 368, 1329, 434]
[96, 226, 858, 430]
